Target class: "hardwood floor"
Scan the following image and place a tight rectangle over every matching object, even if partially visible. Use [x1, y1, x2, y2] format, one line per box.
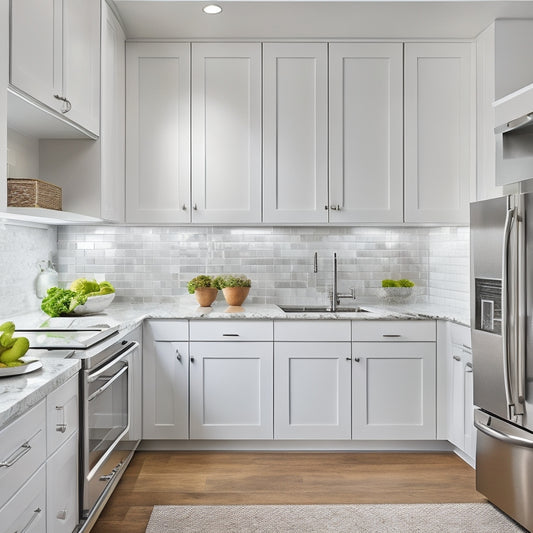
[91, 451, 484, 533]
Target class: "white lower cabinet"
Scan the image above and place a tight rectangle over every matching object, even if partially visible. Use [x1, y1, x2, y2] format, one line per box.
[447, 323, 475, 461]
[352, 342, 436, 439]
[46, 432, 78, 533]
[143, 321, 189, 439]
[274, 342, 352, 439]
[0, 373, 79, 533]
[189, 342, 273, 439]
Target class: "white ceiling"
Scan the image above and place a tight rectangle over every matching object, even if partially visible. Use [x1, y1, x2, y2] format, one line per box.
[114, 0, 533, 40]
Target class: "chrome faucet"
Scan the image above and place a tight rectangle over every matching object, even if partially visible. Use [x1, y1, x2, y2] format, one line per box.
[330, 252, 356, 311]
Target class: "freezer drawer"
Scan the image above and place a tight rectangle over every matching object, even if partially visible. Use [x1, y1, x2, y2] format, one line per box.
[475, 409, 533, 531]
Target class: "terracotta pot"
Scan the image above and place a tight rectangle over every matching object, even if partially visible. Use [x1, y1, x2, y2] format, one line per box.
[194, 287, 218, 307]
[222, 286, 250, 306]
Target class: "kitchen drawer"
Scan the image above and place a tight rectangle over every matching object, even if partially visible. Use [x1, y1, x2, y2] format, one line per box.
[190, 320, 273, 341]
[449, 322, 471, 350]
[47, 374, 79, 456]
[146, 319, 188, 341]
[0, 401, 46, 509]
[352, 320, 436, 342]
[274, 320, 351, 342]
[0, 464, 46, 533]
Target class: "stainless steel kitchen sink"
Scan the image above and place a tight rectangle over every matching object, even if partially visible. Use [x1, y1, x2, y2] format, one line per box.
[279, 305, 369, 313]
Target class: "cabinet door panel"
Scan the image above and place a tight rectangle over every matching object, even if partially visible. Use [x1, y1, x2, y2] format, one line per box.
[192, 43, 261, 223]
[10, 0, 60, 110]
[62, 0, 100, 134]
[329, 43, 403, 223]
[275, 342, 352, 439]
[126, 42, 191, 223]
[404, 43, 473, 224]
[353, 342, 436, 439]
[263, 43, 328, 223]
[47, 433, 78, 533]
[143, 340, 189, 439]
[190, 342, 273, 439]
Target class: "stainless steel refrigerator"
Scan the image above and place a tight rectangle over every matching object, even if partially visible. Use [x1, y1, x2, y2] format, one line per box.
[471, 192, 533, 531]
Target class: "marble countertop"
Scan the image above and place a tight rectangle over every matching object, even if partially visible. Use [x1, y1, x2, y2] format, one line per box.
[0, 354, 80, 429]
[6, 296, 470, 332]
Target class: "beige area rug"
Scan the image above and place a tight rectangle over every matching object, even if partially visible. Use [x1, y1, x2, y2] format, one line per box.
[145, 503, 526, 532]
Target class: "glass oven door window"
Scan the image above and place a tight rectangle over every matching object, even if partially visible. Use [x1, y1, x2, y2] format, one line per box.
[87, 359, 129, 472]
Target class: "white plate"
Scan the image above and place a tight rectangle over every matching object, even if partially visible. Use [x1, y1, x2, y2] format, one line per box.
[0, 360, 43, 377]
[71, 293, 115, 315]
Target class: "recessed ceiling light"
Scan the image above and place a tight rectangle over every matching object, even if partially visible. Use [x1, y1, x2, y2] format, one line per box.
[203, 4, 222, 15]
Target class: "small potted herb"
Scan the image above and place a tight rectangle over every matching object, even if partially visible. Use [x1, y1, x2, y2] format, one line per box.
[187, 275, 218, 307]
[214, 274, 252, 306]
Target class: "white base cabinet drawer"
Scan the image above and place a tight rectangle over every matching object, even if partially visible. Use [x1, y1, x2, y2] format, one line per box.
[0, 464, 46, 533]
[190, 320, 273, 341]
[274, 320, 351, 342]
[46, 374, 78, 456]
[146, 320, 189, 341]
[352, 320, 436, 342]
[47, 432, 79, 533]
[0, 401, 46, 509]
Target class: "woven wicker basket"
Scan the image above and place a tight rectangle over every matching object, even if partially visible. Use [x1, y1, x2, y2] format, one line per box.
[8, 178, 62, 210]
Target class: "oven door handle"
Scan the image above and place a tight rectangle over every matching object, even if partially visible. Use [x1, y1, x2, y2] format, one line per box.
[88, 365, 128, 402]
[87, 341, 138, 383]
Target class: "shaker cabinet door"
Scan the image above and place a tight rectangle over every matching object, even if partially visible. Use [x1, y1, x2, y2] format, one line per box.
[274, 342, 352, 439]
[263, 43, 328, 223]
[192, 43, 262, 223]
[189, 342, 273, 439]
[404, 42, 473, 224]
[329, 43, 404, 224]
[126, 42, 191, 223]
[352, 342, 436, 439]
[143, 340, 189, 439]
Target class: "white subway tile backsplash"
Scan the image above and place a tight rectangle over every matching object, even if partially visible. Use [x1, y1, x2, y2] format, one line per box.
[55, 225, 469, 311]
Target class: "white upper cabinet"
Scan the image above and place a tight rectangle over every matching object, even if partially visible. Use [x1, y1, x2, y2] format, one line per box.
[39, 2, 126, 222]
[404, 43, 473, 224]
[10, 0, 100, 136]
[329, 43, 404, 224]
[192, 43, 262, 224]
[263, 43, 328, 224]
[126, 42, 191, 223]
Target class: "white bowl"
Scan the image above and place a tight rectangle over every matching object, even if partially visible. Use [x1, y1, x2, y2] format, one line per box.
[72, 293, 115, 315]
[377, 287, 416, 304]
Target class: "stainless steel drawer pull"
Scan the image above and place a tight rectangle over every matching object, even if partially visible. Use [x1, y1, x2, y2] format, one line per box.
[382, 334, 401, 338]
[0, 442, 31, 468]
[56, 405, 67, 433]
[222, 333, 239, 337]
[19, 507, 41, 533]
[453, 355, 462, 362]
[176, 349, 182, 362]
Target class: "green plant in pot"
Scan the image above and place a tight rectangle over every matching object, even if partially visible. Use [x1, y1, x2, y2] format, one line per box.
[214, 274, 252, 306]
[187, 275, 218, 307]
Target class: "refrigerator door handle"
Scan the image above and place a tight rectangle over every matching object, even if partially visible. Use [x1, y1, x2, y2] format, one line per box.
[502, 206, 515, 414]
[516, 195, 526, 412]
[474, 417, 533, 449]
